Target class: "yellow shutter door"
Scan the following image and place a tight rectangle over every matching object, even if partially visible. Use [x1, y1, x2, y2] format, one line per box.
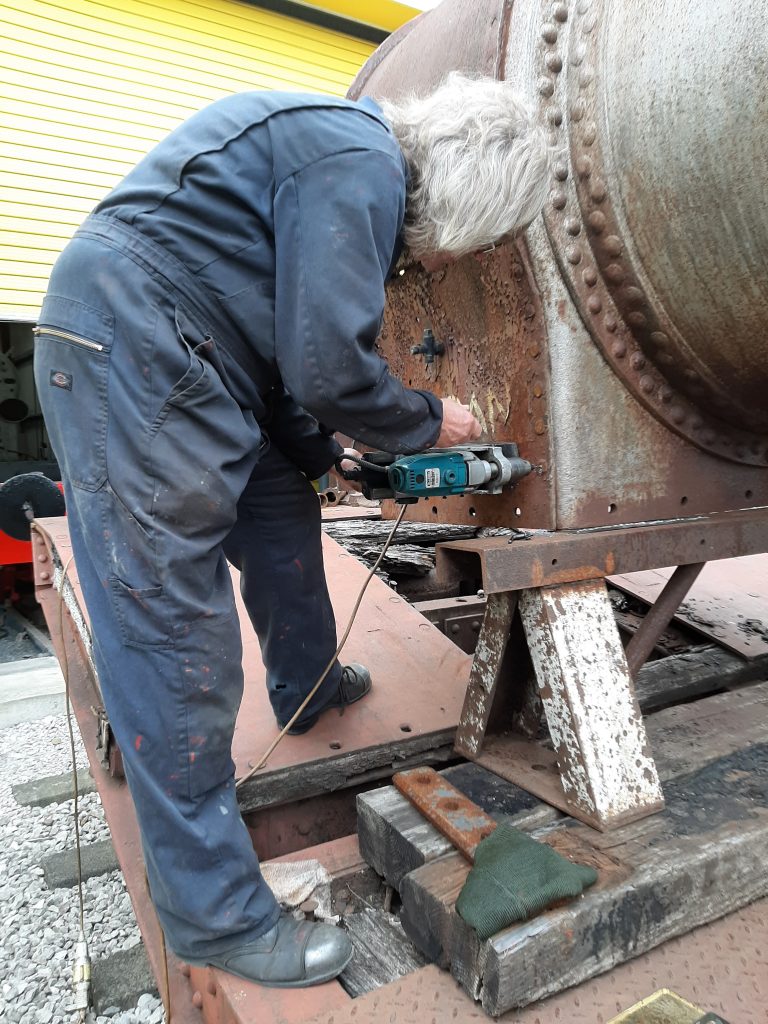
[0, 0, 376, 321]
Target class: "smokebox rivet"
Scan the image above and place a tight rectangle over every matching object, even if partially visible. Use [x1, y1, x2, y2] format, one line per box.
[659, 385, 673, 403]
[579, 66, 594, 87]
[554, 162, 569, 181]
[604, 235, 622, 256]
[611, 341, 627, 358]
[581, 14, 598, 34]
[590, 181, 607, 202]
[684, 368, 699, 381]
[624, 285, 645, 306]
[37, 553, 48, 563]
[583, 123, 597, 146]
[577, 155, 593, 177]
[542, 22, 558, 43]
[552, 3, 568, 23]
[571, 44, 586, 66]
[588, 210, 606, 233]
[627, 311, 647, 328]
[577, 0, 592, 12]
[604, 315, 618, 332]
[550, 189, 567, 209]
[566, 246, 582, 264]
[690, 416, 703, 430]
[650, 331, 669, 347]
[546, 52, 563, 72]
[587, 295, 602, 313]
[39, 571, 51, 581]
[548, 106, 563, 125]
[671, 406, 686, 425]
[565, 217, 581, 236]
[582, 267, 598, 286]
[630, 353, 646, 371]
[639, 374, 655, 394]
[571, 98, 586, 121]
[605, 262, 624, 284]
[539, 77, 555, 97]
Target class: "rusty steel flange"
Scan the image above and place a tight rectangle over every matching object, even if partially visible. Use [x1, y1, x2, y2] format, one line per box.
[538, 0, 768, 466]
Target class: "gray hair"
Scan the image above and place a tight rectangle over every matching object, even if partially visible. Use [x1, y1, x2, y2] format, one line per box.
[380, 73, 551, 257]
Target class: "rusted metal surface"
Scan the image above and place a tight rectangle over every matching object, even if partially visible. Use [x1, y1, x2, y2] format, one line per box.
[539, 0, 768, 461]
[435, 508, 768, 593]
[624, 563, 705, 678]
[611, 554, 768, 659]
[182, 964, 347, 1024]
[454, 591, 517, 759]
[394, 767, 496, 860]
[412, 595, 487, 654]
[348, 0, 768, 529]
[518, 580, 664, 830]
[376, 237, 554, 530]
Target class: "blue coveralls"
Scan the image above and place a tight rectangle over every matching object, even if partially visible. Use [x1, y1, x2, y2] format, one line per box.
[33, 92, 442, 959]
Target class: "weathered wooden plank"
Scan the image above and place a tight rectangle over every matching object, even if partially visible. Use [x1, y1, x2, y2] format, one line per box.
[339, 908, 428, 997]
[519, 581, 664, 829]
[367, 544, 435, 577]
[482, 745, 768, 1015]
[238, 729, 455, 813]
[322, 520, 477, 548]
[634, 643, 768, 712]
[394, 693, 768, 1015]
[359, 683, 768, 893]
[356, 762, 558, 890]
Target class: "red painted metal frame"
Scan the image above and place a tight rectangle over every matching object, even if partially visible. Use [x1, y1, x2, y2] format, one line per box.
[29, 515, 477, 1023]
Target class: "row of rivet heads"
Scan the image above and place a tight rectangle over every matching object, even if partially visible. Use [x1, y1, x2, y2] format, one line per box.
[536, 1, 766, 461]
[563, 3, 768, 460]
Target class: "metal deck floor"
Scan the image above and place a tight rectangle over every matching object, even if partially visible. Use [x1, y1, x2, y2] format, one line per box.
[304, 897, 767, 1024]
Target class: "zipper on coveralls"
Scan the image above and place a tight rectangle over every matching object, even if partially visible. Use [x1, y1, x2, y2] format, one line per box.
[33, 326, 104, 352]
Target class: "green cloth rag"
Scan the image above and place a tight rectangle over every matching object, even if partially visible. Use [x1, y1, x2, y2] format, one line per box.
[455, 823, 598, 940]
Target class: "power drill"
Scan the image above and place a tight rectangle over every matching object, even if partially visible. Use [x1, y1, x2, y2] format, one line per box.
[337, 444, 532, 503]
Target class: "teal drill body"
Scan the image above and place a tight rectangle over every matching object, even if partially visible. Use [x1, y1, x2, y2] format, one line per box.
[343, 444, 533, 503]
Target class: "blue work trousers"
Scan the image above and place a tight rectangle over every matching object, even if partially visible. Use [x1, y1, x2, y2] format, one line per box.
[34, 224, 342, 959]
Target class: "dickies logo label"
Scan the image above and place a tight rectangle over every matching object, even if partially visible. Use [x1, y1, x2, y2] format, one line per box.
[50, 370, 73, 391]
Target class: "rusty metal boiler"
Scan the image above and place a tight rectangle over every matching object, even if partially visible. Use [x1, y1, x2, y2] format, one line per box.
[350, 0, 768, 531]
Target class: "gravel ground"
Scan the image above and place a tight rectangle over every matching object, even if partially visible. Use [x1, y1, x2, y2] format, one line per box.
[0, 712, 165, 1024]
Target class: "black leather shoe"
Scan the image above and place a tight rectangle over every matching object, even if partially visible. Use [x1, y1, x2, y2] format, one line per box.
[186, 914, 353, 988]
[279, 663, 372, 736]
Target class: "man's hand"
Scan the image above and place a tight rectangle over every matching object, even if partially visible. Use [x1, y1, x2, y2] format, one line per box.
[435, 399, 482, 447]
[337, 448, 363, 491]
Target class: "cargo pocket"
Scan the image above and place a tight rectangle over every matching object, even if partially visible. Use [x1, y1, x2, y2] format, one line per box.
[33, 294, 114, 492]
[105, 481, 172, 649]
[110, 576, 171, 649]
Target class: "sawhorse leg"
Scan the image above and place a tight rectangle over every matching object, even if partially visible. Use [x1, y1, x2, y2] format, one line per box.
[456, 579, 664, 830]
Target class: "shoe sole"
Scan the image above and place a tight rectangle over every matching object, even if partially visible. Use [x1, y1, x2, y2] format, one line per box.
[184, 945, 354, 988]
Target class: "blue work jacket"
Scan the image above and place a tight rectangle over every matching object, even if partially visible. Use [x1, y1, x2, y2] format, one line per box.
[94, 91, 443, 476]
